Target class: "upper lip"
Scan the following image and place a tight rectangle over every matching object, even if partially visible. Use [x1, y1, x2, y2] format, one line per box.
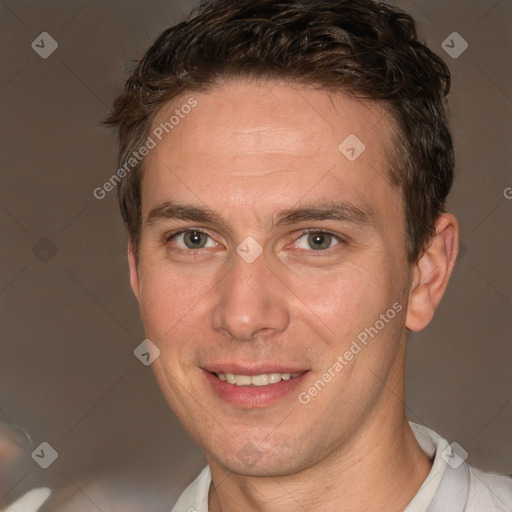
[202, 364, 309, 375]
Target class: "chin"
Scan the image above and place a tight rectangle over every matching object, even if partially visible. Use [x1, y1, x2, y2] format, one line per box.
[208, 440, 310, 478]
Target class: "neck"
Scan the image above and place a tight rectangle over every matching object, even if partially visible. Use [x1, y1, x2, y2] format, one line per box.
[208, 413, 432, 512]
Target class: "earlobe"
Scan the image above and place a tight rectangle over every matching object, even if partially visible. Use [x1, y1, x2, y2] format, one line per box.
[406, 213, 459, 332]
[128, 240, 141, 302]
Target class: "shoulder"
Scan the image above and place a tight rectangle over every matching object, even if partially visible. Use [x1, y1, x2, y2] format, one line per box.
[466, 465, 512, 511]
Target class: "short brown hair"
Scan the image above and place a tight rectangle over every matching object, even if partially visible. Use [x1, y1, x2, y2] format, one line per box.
[105, 0, 454, 264]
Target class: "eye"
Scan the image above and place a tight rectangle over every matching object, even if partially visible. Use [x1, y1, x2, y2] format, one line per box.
[167, 229, 217, 250]
[294, 230, 342, 251]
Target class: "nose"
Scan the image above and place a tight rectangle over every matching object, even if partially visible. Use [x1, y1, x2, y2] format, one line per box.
[210, 249, 290, 342]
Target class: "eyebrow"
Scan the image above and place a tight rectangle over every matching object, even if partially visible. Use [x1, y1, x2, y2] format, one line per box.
[146, 202, 233, 235]
[274, 201, 375, 228]
[145, 200, 376, 233]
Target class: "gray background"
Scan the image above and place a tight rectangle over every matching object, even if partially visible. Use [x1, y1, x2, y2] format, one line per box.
[0, 0, 511, 510]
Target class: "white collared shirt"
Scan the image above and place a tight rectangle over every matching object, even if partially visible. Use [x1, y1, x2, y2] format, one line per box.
[170, 422, 512, 512]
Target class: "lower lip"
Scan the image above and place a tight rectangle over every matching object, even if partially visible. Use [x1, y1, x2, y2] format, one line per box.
[202, 370, 309, 408]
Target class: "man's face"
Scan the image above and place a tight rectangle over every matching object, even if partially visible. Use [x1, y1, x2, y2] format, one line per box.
[130, 80, 413, 476]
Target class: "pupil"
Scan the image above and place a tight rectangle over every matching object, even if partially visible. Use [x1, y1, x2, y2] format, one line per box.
[309, 233, 331, 250]
[186, 231, 205, 248]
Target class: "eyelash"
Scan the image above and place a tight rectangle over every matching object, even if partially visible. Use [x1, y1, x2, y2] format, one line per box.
[165, 228, 345, 255]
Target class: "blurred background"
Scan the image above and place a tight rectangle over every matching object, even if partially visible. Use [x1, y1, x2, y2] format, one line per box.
[0, 0, 511, 510]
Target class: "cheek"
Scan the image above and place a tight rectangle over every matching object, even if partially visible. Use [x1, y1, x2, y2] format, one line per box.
[138, 265, 210, 344]
[294, 260, 394, 340]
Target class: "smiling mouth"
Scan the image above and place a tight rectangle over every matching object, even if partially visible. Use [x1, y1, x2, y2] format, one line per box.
[214, 372, 304, 387]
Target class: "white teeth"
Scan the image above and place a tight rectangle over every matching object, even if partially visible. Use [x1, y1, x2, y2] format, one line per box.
[251, 374, 269, 386]
[234, 374, 252, 386]
[216, 372, 303, 387]
[268, 373, 282, 384]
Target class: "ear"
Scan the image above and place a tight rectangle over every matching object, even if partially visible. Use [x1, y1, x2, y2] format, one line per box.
[406, 213, 459, 332]
[128, 240, 141, 302]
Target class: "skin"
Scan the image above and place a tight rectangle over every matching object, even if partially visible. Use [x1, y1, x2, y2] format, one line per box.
[128, 79, 459, 512]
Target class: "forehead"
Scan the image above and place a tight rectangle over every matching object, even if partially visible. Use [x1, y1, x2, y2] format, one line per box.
[141, 79, 398, 221]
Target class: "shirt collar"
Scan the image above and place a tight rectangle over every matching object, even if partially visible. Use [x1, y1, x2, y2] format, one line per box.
[405, 422, 470, 512]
